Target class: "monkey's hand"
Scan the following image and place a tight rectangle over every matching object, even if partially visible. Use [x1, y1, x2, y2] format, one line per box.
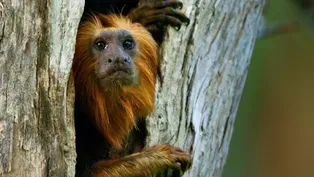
[85, 144, 192, 177]
[143, 144, 192, 173]
[128, 0, 190, 33]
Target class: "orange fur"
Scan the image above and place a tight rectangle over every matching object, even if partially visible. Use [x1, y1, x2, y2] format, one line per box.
[73, 14, 158, 148]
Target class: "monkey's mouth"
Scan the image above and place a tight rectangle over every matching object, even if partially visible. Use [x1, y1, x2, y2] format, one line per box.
[106, 67, 133, 76]
[98, 67, 135, 83]
[97, 66, 137, 88]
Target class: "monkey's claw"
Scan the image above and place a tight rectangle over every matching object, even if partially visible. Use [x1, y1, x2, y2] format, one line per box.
[170, 146, 192, 171]
[155, 0, 183, 10]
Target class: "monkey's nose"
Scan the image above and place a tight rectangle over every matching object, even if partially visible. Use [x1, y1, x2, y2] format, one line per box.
[110, 57, 131, 66]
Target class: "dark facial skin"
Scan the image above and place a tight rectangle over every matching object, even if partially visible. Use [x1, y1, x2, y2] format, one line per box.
[91, 29, 138, 89]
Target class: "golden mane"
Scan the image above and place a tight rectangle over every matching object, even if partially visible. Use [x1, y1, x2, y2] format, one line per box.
[72, 14, 158, 148]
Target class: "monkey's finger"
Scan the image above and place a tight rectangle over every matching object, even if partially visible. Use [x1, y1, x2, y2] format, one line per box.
[167, 161, 182, 172]
[169, 152, 191, 164]
[143, 15, 182, 31]
[172, 168, 183, 177]
[172, 146, 185, 153]
[177, 155, 192, 171]
[177, 158, 191, 172]
[171, 151, 192, 171]
[150, 7, 190, 25]
[146, 24, 161, 33]
[154, 0, 183, 10]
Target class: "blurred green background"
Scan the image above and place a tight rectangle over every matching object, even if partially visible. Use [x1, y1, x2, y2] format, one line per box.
[222, 0, 314, 177]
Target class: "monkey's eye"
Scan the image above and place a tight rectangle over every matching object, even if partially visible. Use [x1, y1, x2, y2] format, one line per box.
[94, 41, 108, 51]
[123, 39, 135, 50]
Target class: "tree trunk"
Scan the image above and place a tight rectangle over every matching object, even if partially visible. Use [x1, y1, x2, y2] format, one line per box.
[0, 0, 83, 177]
[0, 0, 264, 177]
[145, 0, 265, 177]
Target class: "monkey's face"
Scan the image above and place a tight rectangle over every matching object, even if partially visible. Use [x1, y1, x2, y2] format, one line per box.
[91, 29, 138, 89]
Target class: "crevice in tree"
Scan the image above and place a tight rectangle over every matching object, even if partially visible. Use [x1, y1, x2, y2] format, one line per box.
[0, 23, 5, 45]
[182, 59, 197, 139]
[219, 90, 236, 151]
[219, 114, 230, 150]
[180, 0, 201, 72]
[175, 0, 200, 144]
[46, 157, 51, 177]
[229, 5, 251, 56]
[207, 14, 226, 50]
[187, 122, 195, 153]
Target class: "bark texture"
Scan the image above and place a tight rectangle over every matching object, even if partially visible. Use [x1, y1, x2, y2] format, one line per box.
[146, 0, 265, 177]
[0, 0, 83, 177]
[0, 0, 264, 176]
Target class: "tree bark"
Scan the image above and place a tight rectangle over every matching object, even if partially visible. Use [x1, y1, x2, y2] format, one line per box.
[145, 0, 265, 177]
[0, 0, 83, 177]
[0, 0, 264, 177]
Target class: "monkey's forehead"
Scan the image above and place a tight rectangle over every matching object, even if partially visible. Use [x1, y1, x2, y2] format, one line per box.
[94, 28, 134, 39]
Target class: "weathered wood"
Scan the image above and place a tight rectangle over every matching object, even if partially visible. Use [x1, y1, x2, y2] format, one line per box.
[0, 1, 84, 176]
[0, 0, 264, 176]
[145, 0, 265, 177]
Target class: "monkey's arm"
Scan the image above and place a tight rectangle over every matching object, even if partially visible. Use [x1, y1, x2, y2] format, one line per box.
[128, 0, 190, 42]
[84, 144, 191, 177]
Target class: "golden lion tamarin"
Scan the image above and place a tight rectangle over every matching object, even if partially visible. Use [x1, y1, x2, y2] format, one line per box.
[73, 1, 191, 177]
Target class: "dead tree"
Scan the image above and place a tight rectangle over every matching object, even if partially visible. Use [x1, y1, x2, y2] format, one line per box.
[0, 0, 265, 176]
